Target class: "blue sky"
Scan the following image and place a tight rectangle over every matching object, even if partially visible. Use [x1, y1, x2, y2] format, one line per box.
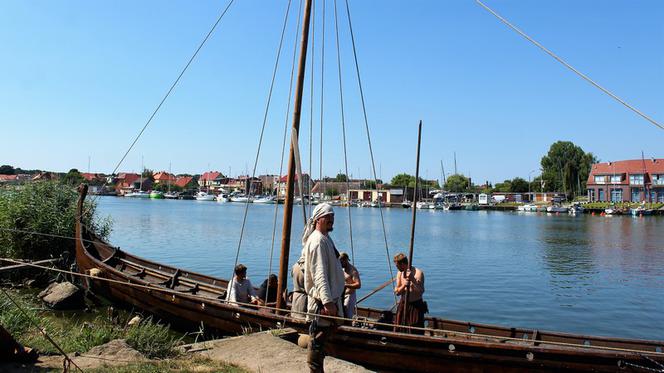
[1, 0, 662, 184]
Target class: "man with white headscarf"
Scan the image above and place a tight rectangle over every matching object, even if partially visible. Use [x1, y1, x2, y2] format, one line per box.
[302, 203, 345, 373]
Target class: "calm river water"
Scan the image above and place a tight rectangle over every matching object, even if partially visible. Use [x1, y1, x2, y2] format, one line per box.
[96, 197, 664, 340]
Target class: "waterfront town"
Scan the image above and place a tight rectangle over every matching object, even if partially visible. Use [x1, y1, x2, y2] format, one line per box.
[2, 1, 663, 371]
[2, 156, 663, 215]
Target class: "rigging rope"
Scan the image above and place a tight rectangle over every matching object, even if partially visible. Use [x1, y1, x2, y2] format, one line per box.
[308, 0, 316, 217]
[3, 256, 664, 358]
[318, 0, 327, 201]
[1, 287, 84, 373]
[266, 0, 306, 306]
[344, 0, 397, 304]
[332, 0, 355, 265]
[229, 0, 295, 305]
[84, 0, 237, 216]
[476, 0, 664, 132]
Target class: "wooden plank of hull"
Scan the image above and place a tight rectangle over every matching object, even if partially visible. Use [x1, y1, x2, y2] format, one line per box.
[75, 222, 664, 372]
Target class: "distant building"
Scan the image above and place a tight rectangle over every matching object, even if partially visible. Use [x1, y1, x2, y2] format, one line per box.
[259, 174, 280, 194]
[0, 174, 20, 184]
[349, 188, 404, 203]
[277, 174, 312, 197]
[198, 171, 224, 190]
[174, 176, 196, 190]
[114, 172, 140, 195]
[153, 171, 176, 184]
[81, 173, 106, 184]
[586, 159, 664, 203]
[310, 180, 360, 198]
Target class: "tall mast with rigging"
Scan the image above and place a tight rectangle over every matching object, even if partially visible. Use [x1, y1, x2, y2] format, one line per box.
[276, 0, 314, 311]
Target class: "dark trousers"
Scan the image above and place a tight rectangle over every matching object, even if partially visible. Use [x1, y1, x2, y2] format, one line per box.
[307, 318, 331, 373]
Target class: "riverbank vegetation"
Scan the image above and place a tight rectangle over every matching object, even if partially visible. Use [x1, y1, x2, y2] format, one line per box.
[0, 181, 111, 264]
[86, 358, 248, 373]
[0, 289, 182, 358]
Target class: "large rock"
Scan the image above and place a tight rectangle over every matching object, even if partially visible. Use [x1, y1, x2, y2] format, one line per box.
[85, 339, 145, 362]
[190, 331, 373, 373]
[38, 281, 84, 309]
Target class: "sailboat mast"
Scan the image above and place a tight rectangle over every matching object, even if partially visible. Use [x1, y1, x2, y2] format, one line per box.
[404, 120, 423, 321]
[276, 0, 314, 312]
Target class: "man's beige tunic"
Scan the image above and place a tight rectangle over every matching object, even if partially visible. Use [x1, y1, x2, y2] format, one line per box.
[303, 230, 345, 324]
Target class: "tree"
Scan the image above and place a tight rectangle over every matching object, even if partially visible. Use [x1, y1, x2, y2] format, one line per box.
[0, 165, 15, 175]
[360, 180, 377, 189]
[142, 168, 155, 181]
[540, 141, 597, 197]
[444, 174, 470, 192]
[61, 168, 84, 186]
[493, 180, 511, 193]
[391, 173, 414, 187]
[509, 177, 529, 193]
[334, 173, 348, 182]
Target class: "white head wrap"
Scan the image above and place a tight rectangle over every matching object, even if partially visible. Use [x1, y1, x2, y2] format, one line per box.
[301, 203, 334, 245]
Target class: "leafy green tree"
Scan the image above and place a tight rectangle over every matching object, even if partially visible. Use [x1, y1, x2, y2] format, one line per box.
[0, 165, 15, 175]
[334, 173, 348, 182]
[509, 177, 529, 193]
[360, 180, 377, 189]
[493, 180, 511, 193]
[61, 168, 84, 186]
[154, 183, 183, 192]
[142, 168, 155, 181]
[540, 141, 597, 197]
[444, 174, 470, 192]
[391, 173, 414, 187]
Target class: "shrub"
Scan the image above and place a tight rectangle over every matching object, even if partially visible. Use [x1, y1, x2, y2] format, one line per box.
[0, 181, 111, 262]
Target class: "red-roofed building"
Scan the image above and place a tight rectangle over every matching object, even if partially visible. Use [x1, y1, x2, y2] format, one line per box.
[0, 174, 18, 183]
[153, 171, 176, 184]
[198, 171, 224, 189]
[175, 176, 196, 190]
[81, 173, 106, 185]
[586, 159, 664, 202]
[115, 173, 141, 195]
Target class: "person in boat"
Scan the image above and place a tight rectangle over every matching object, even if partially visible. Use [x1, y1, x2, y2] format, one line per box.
[256, 273, 278, 305]
[290, 255, 307, 320]
[393, 252, 427, 334]
[339, 252, 361, 319]
[225, 264, 259, 306]
[302, 203, 345, 373]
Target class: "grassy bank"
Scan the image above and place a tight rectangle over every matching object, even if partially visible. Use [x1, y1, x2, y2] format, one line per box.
[0, 181, 111, 264]
[86, 357, 248, 373]
[0, 288, 182, 359]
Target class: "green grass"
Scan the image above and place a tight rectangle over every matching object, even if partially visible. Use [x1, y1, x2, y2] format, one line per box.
[0, 289, 182, 358]
[85, 357, 249, 373]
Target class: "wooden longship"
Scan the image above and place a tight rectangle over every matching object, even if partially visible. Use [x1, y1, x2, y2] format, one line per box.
[74, 1, 663, 370]
[75, 186, 663, 372]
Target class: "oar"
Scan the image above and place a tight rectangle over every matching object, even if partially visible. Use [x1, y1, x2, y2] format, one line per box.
[356, 277, 396, 305]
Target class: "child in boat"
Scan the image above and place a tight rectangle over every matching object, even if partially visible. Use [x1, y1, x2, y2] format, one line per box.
[225, 264, 259, 306]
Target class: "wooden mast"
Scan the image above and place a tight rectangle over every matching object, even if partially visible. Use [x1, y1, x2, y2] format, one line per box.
[403, 120, 422, 328]
[276, 0, 314, 312]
